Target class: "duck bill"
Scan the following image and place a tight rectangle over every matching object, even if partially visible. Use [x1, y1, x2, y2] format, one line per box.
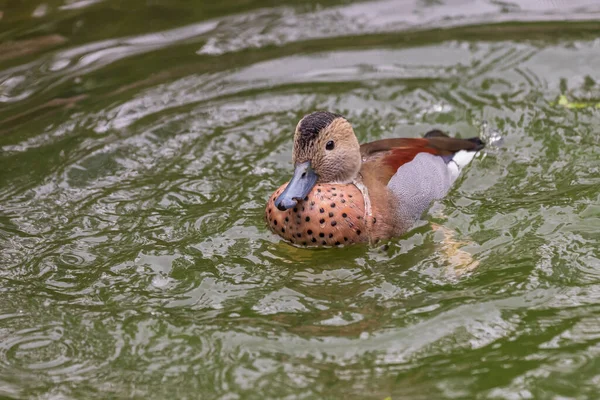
[274, 161, 318, 211]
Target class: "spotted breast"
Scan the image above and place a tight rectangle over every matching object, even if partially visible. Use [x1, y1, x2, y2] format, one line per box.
[265, 183, 367, 246]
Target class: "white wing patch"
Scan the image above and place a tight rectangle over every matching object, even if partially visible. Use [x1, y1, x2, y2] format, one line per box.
[447, 150, 476, 181]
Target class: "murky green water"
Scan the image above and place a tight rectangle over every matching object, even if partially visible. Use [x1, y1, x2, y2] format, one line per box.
[1, 1, 600, 398]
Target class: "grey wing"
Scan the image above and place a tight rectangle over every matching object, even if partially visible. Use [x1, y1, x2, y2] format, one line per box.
[387, 151, 475, 222]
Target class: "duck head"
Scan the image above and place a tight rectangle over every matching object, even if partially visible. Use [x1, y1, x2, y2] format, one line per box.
[274, 111, 362, 211]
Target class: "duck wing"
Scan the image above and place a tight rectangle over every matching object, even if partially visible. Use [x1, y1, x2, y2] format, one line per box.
[359, 130, 484, 184]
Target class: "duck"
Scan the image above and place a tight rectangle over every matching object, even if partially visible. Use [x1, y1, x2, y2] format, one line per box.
[265, 111, 485, 247]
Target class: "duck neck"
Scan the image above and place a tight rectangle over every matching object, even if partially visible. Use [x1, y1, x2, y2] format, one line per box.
[352, 174, 374, 244]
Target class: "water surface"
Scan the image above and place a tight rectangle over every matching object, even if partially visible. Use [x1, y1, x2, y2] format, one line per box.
[1, 1, 600, 398]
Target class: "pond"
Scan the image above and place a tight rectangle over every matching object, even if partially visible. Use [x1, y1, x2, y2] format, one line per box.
[1, 1, 599, 398]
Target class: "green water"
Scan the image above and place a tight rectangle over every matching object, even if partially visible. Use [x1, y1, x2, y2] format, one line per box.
[1, 1, 600, 399]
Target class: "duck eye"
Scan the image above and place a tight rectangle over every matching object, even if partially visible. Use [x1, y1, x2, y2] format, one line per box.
[326, 141, 335, 151]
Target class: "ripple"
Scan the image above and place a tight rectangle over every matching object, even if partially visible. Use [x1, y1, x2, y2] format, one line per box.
[197, 0, 600, 55]
[0, 324, 76, 374]
[0, 20, 218, 107]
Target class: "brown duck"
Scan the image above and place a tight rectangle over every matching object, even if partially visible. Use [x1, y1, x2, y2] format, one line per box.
[265, 111, 485, 247]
